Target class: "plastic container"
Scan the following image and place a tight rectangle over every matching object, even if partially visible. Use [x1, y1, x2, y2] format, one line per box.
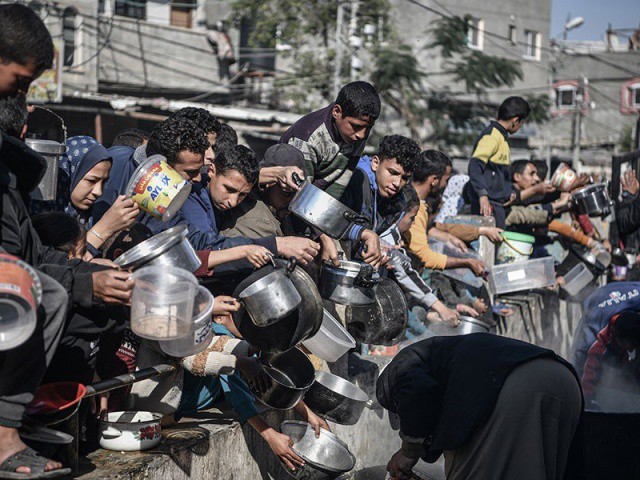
[159, 286, 214, 357]
[302, 309, 356, 362]
[488, 257, 555, 295]
[551, 162, 577, 192]
[562, 263, 595, 298]
[130, 266, 197, 340]
[428, 238, 484, 288]
[496, 231, 535, 264]
[125, 154, 192, 222]
[0, 254, 43, 351]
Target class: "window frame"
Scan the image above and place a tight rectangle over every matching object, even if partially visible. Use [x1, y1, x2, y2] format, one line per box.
[114, 0, 146, 20]
[523, 29, 541, 61]
[631, 83, 640, 109]
[466, 16, 485, 51]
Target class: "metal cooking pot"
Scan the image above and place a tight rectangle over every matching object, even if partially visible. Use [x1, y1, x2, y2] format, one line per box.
[239, 260, 301, 327]
[573, 183, 613, 218]
[346, 277, 408, 345]
[423, 315, 492, 337]
[233, 259, 323, 353]
[99, 411, 162, 452]
[303, 371, 369, 426]
[251, 348, 315, 410]
[288, 173, 369, 239]
[319, 260, 378, 306]
[25, 138, 65, 201]
[280, 420, 356, 480]
[114, 225, 201, 272]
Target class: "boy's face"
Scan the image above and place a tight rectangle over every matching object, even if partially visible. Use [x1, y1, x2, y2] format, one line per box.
[0, 59, 37, 97]
[173, 150, 204, 183]
[397, 205, 420, 234]
[514, 163, 540, 190]
[371, 156, 411, 199]
[507, 116, 526, 134]
[332, 104, 374, 145]
[208, 166, 253, 211]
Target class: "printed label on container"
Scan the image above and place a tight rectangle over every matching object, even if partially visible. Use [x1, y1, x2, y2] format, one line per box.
[507, 269, 526, 281]
[194, 323, 211, 344]
[130, 160, 188, 220]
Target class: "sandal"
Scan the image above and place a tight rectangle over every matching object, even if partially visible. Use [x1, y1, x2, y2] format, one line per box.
[0, 447, 71, 479]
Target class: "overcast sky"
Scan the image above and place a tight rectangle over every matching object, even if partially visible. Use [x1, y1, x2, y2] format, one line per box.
[551, 0, 640, 41]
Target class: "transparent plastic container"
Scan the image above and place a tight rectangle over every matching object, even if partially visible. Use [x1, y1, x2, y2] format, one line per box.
[562, 263, 595, 298]
[429, 238, 484, 288]
[488, 257, 555, 295]
[130, 266, 197, 340]
[302, 309, 355, 362]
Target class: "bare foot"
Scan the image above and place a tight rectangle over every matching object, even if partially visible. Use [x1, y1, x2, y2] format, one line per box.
[0, 425, 63, 473]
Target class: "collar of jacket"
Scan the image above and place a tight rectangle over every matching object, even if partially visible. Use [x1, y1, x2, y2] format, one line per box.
[324, 102, 344, 147]
[491, 120, 509, 139]
[0, 133, 47, 193]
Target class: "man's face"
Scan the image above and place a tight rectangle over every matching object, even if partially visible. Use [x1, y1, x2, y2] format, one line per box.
[372, 157, 411, 199]
[437, 165, 452, 193]
[208, 167, 253, 211]
[514, 163, 540, 190]
[0, 59, 37, 97]
[332, 105, 374, 145]
[263, 183, 292, 214]
[173, 150, 204, 183]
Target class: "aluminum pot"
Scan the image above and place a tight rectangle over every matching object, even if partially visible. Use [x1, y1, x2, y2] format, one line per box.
[347, 277, 408, 345]
[25, 138, 65, 201]
[573, 183, 613, 218]
[303, 371, 369, 425]
[251, 348, 315, 410]
[425, 315, 493, 337]
[114, 225, 201, 272]
[288, 173, 369, 239]
[233, 259, 323, 353]
[281, 420, 356, 480]
[319, 260, 378, 306]
[238, 260, 301, 327]
[99, 411, 162, 451]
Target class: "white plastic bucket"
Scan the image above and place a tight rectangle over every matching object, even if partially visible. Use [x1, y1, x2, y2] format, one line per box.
[496, 232, 534, 264]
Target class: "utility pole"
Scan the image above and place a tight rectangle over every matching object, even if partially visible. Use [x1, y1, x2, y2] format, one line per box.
[333, 1, 346, 98]
[572, 77, 587, 172]
[348, 0, 361, 82]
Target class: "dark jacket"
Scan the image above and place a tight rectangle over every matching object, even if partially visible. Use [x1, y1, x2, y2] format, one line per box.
[376, 333, 578, 462]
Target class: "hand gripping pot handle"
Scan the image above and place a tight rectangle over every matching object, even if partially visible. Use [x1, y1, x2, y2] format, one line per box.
[292, 172, 305, 187]
[343, 211, 370, 226]
[354, 264, 378, 287]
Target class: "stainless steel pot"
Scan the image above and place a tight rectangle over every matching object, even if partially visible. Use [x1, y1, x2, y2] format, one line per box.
[280, 420, 356, 480]
[114, 225, 201, 272]
[251, 348, 315, 410]
[319, 260, 378, 306]
[25, 139, 65, 201]
[425, 315, 492, 337]
[239, 260, 301, 327]
[303, 371, 369, 426]
[288, 173, 369, 239]
[573, 183, 613, 218]
[347, 277, 408, 345]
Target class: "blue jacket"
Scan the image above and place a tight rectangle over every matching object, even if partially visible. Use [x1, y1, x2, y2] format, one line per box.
[91, 145, 138, 224]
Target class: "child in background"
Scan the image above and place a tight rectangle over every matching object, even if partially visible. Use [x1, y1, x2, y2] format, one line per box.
[32, 212, 87, 259]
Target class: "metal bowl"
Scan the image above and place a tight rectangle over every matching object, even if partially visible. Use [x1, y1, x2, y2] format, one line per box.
[114, 225, 201, 272]
[426, 315, 492, 337]
[281, 420, 356, 479]
[303, 371, 369, 425]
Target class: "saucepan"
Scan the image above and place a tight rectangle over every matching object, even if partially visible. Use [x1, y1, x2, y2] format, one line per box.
[319, 260, 379, 306]
[572, 183, 613, 218]
[99, 411, 162, 451]
[288, 173, 369, 239]
[303, 371, 369, 425]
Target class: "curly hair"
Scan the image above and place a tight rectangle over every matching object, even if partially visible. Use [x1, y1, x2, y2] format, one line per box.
[171, 107, 221, 137]
[214, 144, 259, 185]
[146, 117, 209, 166]
[377, 134, 421, 173]
[212, 123, 238, 156]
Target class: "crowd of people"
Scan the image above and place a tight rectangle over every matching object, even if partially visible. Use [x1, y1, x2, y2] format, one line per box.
[2, 4, 640, 480]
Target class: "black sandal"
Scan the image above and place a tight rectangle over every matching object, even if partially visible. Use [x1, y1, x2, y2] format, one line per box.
[0, 447, 71, 479]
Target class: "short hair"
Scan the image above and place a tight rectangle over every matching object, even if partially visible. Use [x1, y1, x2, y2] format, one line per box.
[0, 94, 27, 138]
[377, 135, 421, 173]
[0, 4, 54, 76]
[146, 117, 209, 166]
[214, 144, 259, 185]
[403, 184, 420, 211]
[497, 96, 531, 122]
[613, 310, 640, 345]
[111, 128, 149, 148]
[32, 212, 85, 257]
[171, 107, 221, 137]
[413, 150, 451, 183]
[510, 159, 533, 177]
[532, 159, 548, 180]
[335, 81, 381, 120]
[212, 123, 238, 156]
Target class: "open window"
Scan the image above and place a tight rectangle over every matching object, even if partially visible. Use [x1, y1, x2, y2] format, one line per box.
[523, 29, 541, 61]
[62, 7, 78, 67]
[466, 16, 484, 51]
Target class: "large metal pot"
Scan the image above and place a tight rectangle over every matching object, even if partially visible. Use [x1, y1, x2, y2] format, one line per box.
[303, 371, 369, 426]
[288, 174, 369, 239]
[25, 138, 65, 201]
[99, 411, 162, 452]
[573, 183, 613, 218]
[114, 225, 201, 272]
[319, 260, 378, 306]
[346, 277, 408, 345]
[238, 260, 301, 327]
[280, 420, 356, 480]
[251, 348, 315, 410]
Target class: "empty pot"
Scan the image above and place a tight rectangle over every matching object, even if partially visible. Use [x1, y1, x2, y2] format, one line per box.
[303, 371, 369, 425]
[25, 138, 65, 201]
[99, 411, 162, 451]
[319, 260, 378, 306]
[302, 309, 355, 362]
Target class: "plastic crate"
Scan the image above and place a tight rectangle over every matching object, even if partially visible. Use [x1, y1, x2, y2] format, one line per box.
[488, 257, 555, 295]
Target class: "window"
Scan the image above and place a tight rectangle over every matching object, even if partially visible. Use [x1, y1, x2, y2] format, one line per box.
[524, 29, 541, 60]
[170, 0, 196, 28]
[556, 85, 578, 109]
[115, 0, 146, 20]
[631, 84, 640, 108]
[508, 25, 517, 45]
[466, 17, 484, 50]
[62, 7, 77, 67]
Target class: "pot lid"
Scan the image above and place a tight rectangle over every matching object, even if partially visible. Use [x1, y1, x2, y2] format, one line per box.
[114, 225, 188, 269]
[502, 231, 535, 244]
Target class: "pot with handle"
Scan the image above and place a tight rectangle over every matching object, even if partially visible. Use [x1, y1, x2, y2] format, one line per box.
[572, 183, 614, 218]
[99, 411, 162, 451]
[303, 371, 369, 425]
[288, 173, 369, 239]
[319, 260, 379, 306]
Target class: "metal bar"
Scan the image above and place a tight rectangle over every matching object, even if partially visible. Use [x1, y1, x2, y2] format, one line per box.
[84, 364, 176, 397]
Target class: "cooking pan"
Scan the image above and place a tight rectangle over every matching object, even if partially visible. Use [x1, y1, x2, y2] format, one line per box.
[303, 371, 369, 425]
